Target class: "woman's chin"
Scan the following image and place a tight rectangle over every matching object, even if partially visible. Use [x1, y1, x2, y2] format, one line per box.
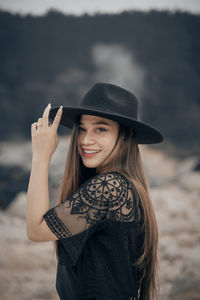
[80, 157, 96, 167]
[82, 161, 99, 169]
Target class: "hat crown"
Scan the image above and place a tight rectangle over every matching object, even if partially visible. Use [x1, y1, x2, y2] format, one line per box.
[49, 82, 164, 144]
[80, 83, 138, 120]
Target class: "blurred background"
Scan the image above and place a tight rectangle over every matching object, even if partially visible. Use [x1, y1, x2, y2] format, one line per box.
[0, 1, 200, 299]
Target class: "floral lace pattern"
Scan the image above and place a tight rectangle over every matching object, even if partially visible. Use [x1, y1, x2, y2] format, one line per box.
[43, 171, 137, 239]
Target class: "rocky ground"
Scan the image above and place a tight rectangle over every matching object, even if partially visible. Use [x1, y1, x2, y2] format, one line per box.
[0, 137, 200, 300]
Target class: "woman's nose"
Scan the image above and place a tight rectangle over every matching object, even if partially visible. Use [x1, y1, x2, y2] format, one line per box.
[81, 132, 95, 144]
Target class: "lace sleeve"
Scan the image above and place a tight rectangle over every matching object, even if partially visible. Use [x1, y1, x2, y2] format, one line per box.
[43, 171, 135, 240]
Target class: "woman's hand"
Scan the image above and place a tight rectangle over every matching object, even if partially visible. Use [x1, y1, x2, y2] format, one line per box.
[31, 103, 63, 163]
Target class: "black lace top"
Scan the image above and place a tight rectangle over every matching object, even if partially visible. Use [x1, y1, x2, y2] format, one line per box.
[43, 171, 144, 300]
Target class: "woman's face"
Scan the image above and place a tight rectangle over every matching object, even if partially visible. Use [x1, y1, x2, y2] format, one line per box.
[77, 114, 119, 173]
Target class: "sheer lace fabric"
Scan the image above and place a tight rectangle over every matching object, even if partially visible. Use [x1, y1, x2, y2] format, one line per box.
[43, 171, 142, 299]
[43, 171, 137, 240]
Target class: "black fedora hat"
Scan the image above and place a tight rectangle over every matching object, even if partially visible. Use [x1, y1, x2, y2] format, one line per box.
[49, 82, 164, 144]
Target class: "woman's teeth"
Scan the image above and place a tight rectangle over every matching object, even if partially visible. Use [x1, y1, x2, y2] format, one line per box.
[83, 150, 101, 153]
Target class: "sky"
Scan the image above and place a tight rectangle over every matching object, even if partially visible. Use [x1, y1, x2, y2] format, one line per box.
[0, 0, 200, 16]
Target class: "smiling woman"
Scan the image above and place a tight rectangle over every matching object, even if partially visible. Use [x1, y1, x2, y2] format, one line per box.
[77, 115, 120, 172]
[26, 82, 164, 300]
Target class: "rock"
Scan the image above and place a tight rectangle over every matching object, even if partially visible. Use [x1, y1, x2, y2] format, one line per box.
[140, 145, 179, 187]
[169, 276, 200, 300]
[0, 139, 200, 300]
[178, 172, 200, 191]
[177, 156, 199, 175]
[6, 192, 27, 219]
[0, 210, 58, 300]
[0, 164, 29, 209]
[193, 161, 200, 171]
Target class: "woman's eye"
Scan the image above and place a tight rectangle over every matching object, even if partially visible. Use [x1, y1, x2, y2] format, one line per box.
[97, 127, 106, 132]
[78, 127, 85, 133]
[78, 127, 106, 133]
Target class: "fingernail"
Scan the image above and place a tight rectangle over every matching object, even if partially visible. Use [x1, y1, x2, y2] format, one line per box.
[48, 103, 51, 107]
[60, 105, 63, 110]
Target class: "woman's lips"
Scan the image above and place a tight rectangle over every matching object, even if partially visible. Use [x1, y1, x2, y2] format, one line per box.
[82, 149, 101, 158]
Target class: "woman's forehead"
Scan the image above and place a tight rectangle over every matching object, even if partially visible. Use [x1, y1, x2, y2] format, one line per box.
[80, 114, 118, 126]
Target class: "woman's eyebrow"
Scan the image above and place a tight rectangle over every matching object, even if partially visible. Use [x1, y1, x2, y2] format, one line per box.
[79, 121, 110, 126]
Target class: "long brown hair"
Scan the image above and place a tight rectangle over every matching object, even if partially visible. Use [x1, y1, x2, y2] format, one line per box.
[52, 120, 159, 300]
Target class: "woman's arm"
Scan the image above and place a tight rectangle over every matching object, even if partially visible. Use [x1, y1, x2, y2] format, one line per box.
[26, 157, 51, 241]
[26, 103, 62, 242]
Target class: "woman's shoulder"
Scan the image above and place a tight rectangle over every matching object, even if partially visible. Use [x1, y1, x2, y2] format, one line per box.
[79, 171, 138, 206]
[76, 171, 141, 223]
[81, 171, 133, 190]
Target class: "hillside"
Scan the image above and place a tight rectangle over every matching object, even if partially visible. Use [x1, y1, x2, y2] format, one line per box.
[0, 10, 199, 157]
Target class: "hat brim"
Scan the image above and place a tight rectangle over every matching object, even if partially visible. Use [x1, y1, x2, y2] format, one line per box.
[49, 106, 164, 144]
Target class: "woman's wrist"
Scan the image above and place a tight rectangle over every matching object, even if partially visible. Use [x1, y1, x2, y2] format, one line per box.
[32, 155, 51, 166]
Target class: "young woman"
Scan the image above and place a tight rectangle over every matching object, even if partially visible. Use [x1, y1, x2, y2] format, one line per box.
[26, 83, 164, 300]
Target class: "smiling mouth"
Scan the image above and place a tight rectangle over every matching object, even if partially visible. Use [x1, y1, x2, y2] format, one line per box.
[82, 149, 101, 154]
[81, 149, 101, 157]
